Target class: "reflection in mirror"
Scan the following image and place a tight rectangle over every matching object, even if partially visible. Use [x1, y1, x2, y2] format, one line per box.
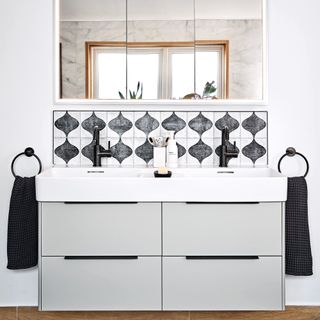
[60, 0, 126, 99]
[195, 0, 263, 100]
[127, 0, 195, 100]
[58, 0, 265, 101]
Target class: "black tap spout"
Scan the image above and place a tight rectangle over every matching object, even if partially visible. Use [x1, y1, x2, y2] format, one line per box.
[93, 126, 100, 145]
[93, 126, 112, 167]
[219, 127, 239, 168]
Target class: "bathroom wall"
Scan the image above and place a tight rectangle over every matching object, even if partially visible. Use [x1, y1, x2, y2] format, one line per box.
[0, 0, 52, 305]
[0, 0, 320, 307]
[60, 19, 262, 100]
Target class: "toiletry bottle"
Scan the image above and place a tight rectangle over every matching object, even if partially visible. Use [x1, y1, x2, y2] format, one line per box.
[166, 131, 178, 168]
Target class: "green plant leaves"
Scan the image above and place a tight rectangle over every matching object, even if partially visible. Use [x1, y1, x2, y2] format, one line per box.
[202, 81, 217, 98]
[118, 91, 126, 99]
[125, 81, 143, 99]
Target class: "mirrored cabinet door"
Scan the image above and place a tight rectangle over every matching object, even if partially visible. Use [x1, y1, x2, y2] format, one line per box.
[59, 0, 127, 100]
[195, 0, 264, 101]
[57, 0, 266, 102]
[127, 0, 195, 100]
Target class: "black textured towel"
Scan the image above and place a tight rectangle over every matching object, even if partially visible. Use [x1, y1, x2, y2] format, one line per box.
[7, 176, 38, 270]
[285, 176, 312, 276]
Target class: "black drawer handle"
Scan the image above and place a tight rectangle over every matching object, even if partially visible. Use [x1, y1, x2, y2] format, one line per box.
[185, 256, 259, 260]
[64, 202, 138, 205]
[64, 256, 138, 260]
[185, 202, 260, 205]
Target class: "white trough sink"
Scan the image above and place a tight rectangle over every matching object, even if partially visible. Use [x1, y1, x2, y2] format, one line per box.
[36, 167, 287, 202]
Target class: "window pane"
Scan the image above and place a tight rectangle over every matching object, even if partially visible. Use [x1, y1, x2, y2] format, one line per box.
[196, 51, 220, 98]
[127, 52, 159, 99]
[171, 53, 194, 99]
[97, 51, 126, 99]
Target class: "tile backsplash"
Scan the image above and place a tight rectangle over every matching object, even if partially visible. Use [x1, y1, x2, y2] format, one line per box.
[53, 111, 268, 167]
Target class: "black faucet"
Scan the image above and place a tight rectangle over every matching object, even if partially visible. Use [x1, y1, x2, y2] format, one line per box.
[219, 127, 239, 167]
[93, 126, 112, 167]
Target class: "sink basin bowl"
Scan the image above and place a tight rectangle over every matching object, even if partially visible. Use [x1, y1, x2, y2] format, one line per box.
[36, 167, 287, 202]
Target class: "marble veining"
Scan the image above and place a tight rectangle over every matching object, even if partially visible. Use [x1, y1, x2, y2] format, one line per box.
[60, 19, 262, 100]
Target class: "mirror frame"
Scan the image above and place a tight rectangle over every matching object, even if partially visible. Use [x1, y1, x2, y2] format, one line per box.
[53, 0, 268, 108]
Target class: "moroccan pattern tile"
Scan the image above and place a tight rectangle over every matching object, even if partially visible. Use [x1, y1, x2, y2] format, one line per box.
[53, 111, 268, 167]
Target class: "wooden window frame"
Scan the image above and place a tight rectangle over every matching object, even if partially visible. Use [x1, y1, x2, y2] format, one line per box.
[85, 40, 229, 99]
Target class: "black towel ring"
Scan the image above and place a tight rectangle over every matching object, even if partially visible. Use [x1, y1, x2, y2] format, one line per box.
[11, 147, 42, 178]
[278, 147, 309, 178]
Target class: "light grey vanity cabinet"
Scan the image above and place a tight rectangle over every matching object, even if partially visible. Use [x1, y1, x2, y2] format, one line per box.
[163, 256, 282, 310]
[162, 203, 282, 256]
[41, 202, 161, 256]
[162, 202, 284, 311]
[39, 202, 162, 311]
[39, 201, 284, 311]
[41, 256, 161, 311]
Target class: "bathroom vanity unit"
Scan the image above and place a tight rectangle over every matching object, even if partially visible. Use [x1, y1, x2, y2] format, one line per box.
[36, 168, 287, 311]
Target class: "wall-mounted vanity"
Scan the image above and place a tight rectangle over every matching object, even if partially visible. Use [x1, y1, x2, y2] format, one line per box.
[37, 167, 286, 311]
[55, 0, 267, 105]
[42, 0, 284, 313]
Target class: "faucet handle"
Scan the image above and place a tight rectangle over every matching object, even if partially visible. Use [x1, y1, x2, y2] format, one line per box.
[232, 141, 239, 154]
[107, 140, 111, 150]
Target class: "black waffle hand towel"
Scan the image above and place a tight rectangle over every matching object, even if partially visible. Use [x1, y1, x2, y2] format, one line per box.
[7, 176, 38, 270]
[285, 176, 312, 276]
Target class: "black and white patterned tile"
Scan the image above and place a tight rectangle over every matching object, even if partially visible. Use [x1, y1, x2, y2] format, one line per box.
[214, 112, 241, 166]
[187, 112, 213, 165]
[134, 112, 160, 165]
[80, 112, 108, 165]
[53, 112, 81, 165]
[53, 110, 268, 167]
[160, 112, 188, 166]
[108, 112, 134, 165]
[240, 112, 267, 166]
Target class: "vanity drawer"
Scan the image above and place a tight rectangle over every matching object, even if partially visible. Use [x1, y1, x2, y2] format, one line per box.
[41, 256, 161, 311]
[163, 202, 282, 255]
[41, 202, 161, 256]
[163, 256, 283, 310]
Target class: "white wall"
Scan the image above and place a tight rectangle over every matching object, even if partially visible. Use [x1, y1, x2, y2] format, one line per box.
[0, 0, 52, 306]
[268, 0, 320, 305]
[0, 0, 319, 306]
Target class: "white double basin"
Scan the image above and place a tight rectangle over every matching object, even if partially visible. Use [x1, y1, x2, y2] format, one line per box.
[36, 167, 287, 202]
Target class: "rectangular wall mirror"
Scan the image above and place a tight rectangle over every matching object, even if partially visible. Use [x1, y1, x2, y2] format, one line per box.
[57, 0, 266, 103]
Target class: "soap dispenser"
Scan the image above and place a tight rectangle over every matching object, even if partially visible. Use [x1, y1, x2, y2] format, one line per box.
[166, 131, 178, 168]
